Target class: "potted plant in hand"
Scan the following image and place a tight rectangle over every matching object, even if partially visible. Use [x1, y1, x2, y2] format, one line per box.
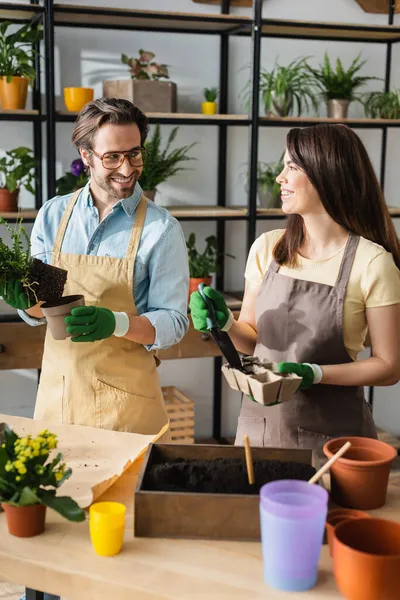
[139, 124, 197, 201]
[0, 146, 36, 212]
[0, 424, 85, 537]
[0, 217, 67, 306]
[202, 87, 218, 115]
[244, 57, 319, 117]
[364, 89, 400, 119]
[103, 49, 177, 113]
[56, 158, 89, 196]
[0, 21, 42, 110]
[307, 52, 378, 119]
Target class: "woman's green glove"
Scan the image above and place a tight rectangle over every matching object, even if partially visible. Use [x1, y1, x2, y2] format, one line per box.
[65, 306, 116, 342]
[277, 362, 323, 390]
[189, 286, 233, 332]
[0, 279, 31, 310]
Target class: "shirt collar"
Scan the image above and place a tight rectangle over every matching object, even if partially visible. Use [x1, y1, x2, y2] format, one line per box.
[82, 180, 143, 216]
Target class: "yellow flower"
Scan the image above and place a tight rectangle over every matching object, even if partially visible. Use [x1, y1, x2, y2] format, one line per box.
[1, 443, 5, 449]
[41, 449, 48, 456]
[14, 460, 24, 470]
[15, 476, 21, 482]
[17, 466, 27, 475]
[55, 472, 63, 482]
[18, 455, 27, 463]
[5, 462, 12, 472]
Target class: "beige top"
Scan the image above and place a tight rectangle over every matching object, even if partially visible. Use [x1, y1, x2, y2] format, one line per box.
[245, 230, 400, 360]
[1, 414, 400, 600]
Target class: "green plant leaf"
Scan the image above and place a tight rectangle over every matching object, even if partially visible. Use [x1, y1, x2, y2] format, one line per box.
[40, 490, 85, 522]
[19, 486, 41, 506]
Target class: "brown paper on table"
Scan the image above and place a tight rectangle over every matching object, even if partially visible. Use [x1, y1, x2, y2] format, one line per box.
[0, 414, 168, 508]
[222, 362, 301, 405]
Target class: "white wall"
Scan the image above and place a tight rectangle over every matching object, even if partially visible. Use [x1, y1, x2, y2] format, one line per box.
[1, 0, 400, 437]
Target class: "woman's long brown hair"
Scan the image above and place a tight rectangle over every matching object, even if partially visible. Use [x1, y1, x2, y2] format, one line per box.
[273, 124, 400, 269]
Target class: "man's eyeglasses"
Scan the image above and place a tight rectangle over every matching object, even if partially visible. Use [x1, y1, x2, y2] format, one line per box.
[90, 147, 149, 170]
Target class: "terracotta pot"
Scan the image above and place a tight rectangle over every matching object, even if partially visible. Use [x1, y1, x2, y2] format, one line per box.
[326, 508, 371, 557]
[0, 76, 29, 110]
[41, 294, 85, 341]
[189, 277, 211, 298]
[64, 87, 94, 112]
[0, 188, 19, 212]
[333, 518, 400, 600]
[2, 503, 46, 537]
[327, 99, 349, 119]
[323, 436, 397, 510]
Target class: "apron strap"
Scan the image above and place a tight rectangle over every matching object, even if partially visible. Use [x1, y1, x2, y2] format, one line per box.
[268, 259, 280, 274]
[335, 233, 360, 292]
[52, 188, 83, 263]
[126, 194, 147, 290]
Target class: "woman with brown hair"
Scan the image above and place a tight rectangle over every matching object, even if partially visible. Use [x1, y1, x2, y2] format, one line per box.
[190, 123, 400, 453]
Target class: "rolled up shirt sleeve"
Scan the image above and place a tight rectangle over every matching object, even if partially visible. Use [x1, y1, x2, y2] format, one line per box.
[142, 220, 189, 350]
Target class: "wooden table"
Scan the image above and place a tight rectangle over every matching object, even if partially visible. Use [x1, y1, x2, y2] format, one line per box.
[0, 425, 399, 600]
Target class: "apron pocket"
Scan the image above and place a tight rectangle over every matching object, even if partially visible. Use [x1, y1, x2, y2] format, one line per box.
[235, 417, 265, 447]
[95, 379, 161, 434]
[35, 373, 65, 423]
[298, 427, 334, 462]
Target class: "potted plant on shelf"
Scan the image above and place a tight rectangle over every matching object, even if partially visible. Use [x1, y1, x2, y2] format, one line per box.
[246, 154, 284, 209]
[56, 158, 89, 196]
[0, 424, 85, 537]
[0, 21, 42, 110]
[139, 124, 197, 201]
[364, 89, 400, 119]
[187, 233, 218, 297]
[202, 87, 218, 115]
[103, 49, 177, 113]
[246, 57, 319, 117]
[306, 52, 378, 119]
[0, 146, 36, 212]
[0, 217, 67, 307]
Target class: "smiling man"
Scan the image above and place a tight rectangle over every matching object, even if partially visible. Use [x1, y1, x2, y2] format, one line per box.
[4, 97, 189, 438]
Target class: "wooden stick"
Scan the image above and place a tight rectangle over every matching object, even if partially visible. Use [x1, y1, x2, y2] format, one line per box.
[244, 434, 255, 485]
[308, 441, 351, 484]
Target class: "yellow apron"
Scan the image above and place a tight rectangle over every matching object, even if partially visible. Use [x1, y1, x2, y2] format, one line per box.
[34, 189, 169, 435]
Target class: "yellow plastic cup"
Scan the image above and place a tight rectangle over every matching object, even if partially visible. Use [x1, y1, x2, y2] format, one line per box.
[89, 502, 126, 556]
[64, 87, 94, 112]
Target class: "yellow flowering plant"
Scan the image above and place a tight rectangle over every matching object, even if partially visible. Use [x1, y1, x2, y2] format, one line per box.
[0, 424, 84, 521]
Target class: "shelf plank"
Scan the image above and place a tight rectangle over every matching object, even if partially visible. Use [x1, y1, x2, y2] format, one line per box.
[0, 210, 38, 221]
[260, 116, 400, 128]
[256, 207, 400, 217]
[53, 4, 251, 34]
[261, 18, 400, 42]
[0, 109, 43, 122]
[56, 111, 249, 125]
[192, 0, 252, 5]
[0, 2, 43, 21]
[166, 205, 247, 218]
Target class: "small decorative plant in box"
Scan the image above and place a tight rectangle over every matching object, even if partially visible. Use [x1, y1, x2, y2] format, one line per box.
[103, 49, 177, 113]
[0, 424, 85, 537]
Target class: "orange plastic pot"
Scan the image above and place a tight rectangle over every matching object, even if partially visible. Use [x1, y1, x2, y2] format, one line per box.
[325, 508, 371, 557]
[189, 277, 211, 298]
[2, 503, 46, 537]
[323, 436, 397, 509]
[333, 518, 400, 600]
[0, 76, 28, 109]
[64, 87, 94, 112]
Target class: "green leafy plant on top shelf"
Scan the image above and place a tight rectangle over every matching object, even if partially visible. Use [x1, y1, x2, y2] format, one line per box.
[306, 52, 378, 102]
[121, 49, 170, 80]
[0, 424, 85, 521]
[139, 124, 197, 192]
[0, 21, 43, 83]
[0, 147, 35, 194]
[0, 217, 36, 300]
[203, 87, 218, 102]
[364, 89, 400, 120]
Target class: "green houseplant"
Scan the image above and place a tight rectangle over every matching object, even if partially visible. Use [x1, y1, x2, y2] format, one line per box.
[0, 217, 67, 306]
[254, 57, 319, 117]
[307, 52, 378, 118]
[0, 21, 42, 110]
[139, 124, 197, 201]
[0, 424, 85, 537]
[56, 158, 89, 196]
[202, 87, 218, 114]
[255, 154, 284, 208]
[0, 146, 36, 212]
[364, 89, 400, 119]
[186, 233, 218, 296]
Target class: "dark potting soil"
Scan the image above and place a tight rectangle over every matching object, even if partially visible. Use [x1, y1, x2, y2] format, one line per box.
[27, 258, 67, 303]
[143, 458, 316, 495]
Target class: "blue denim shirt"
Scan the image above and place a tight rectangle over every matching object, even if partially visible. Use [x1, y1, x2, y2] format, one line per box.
[18, 181, 189, 350]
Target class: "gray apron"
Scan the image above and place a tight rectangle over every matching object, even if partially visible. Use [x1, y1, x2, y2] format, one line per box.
[235, 233, 377, 454]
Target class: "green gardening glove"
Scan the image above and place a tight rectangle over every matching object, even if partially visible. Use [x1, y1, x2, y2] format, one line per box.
[189, 286, 231, 332]
[65, 306, 116, 343]
[0, 278, 31, 310]
[277, 362, 316, 390]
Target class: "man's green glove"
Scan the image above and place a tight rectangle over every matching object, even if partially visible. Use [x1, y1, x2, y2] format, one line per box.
[65, 306, 116, 343]
[189, 286, 233, 332]
[277, 362, 323, 390]
[0, 279, 31, 310]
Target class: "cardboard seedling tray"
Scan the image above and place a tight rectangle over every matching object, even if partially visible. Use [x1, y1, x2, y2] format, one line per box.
[222, 358, 301, 405]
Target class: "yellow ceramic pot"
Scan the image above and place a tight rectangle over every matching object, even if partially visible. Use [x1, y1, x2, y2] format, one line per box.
[64, 87, 94, 112]
[202, 101, 217, 115]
